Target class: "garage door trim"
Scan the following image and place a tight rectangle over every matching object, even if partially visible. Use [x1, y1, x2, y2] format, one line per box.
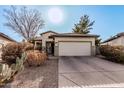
[58, 41, 92, 56]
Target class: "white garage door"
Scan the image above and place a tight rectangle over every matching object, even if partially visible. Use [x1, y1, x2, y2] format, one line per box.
[58, 42, 91, 56]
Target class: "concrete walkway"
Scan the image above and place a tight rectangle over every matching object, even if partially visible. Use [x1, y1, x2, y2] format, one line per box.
[59, 56, 124, 88]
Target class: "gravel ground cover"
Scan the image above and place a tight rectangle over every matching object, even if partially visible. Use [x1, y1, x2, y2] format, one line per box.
[3, 58, 58, 88]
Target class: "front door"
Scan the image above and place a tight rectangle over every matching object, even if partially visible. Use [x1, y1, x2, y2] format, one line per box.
[46, 42, 54, 55]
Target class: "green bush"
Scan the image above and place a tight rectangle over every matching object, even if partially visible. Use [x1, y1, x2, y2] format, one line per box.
[100, 45, 124, 63]
[2, 42, 34, 64]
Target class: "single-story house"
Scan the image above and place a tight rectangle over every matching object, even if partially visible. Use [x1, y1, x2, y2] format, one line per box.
[101, 32, 124, 46]
[0, 32, 16, 59]
[0, 32, 16, 47]
[34, 31, 99, 56]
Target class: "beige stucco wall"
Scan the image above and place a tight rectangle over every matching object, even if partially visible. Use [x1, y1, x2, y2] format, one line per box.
[0, 36, 14, 46]
[54, 37, 95, 46]
[102, 36, 124, 46]
[0, 36, 14, 59]
[54, 37, 96, 56]
[121, 36, 124, 45]
[41, 32, 56, 47]
[41, 32, 57, 51]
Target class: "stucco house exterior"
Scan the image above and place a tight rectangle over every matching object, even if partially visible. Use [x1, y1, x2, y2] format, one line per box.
[0, 32, 16, 47]
[101, 32, 124, 46]
[34, 31, 99, 56]
[0, 32, 16, 59]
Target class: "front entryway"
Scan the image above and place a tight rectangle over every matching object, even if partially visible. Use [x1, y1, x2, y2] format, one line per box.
[46, 41, 54, 55]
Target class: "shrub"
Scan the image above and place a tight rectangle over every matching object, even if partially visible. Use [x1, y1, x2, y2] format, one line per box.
[0, 52, 26, 86]
[25, 50, 47, 66]
[99, 45, 124, 63]
[20, 42, 34, 51]
[2, 42, 34, 64]
[2, 43, 23, 63]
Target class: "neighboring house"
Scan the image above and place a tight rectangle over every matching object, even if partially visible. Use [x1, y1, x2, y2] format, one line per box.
[0, 32, 16, 59]
[101, 32, 124, 46]
[0, 32, 16, 46]
[34, 31, 99, 56]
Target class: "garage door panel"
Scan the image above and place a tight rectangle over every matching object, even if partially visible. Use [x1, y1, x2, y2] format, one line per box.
[59, 42, 91, 56]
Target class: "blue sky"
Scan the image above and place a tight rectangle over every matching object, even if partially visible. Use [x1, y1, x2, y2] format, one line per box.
[0, 5, 124, 42]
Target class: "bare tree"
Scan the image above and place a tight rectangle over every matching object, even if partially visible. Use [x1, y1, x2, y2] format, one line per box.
[4, 6, 44, 41]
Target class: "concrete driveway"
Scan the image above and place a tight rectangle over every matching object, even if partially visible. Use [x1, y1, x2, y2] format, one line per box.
[59, 56, 124, 88]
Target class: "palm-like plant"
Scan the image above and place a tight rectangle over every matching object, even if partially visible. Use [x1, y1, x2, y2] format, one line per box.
[72, 24, 80, 33]
[73, 15, 95, 34]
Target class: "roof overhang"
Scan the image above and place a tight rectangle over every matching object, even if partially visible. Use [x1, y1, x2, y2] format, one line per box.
[34, 39, 42, 41]
[40, 31, 58, 35]
[102, 32, 124, 43]
[0, 32, 16, 42]
[49, 33, 99, 38]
